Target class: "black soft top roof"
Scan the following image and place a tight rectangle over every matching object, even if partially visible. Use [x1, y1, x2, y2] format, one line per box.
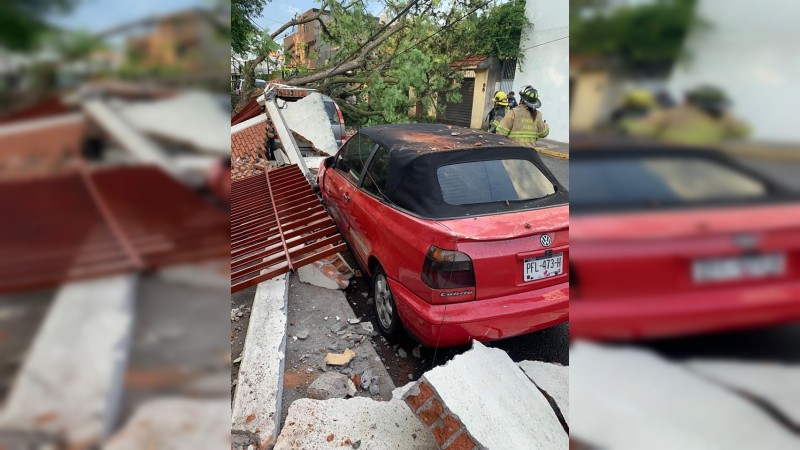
[357, 123, 568, 219]
[359, 123, 514, 154]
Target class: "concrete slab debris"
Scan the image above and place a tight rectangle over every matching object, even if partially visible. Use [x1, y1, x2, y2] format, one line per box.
[231, 274, 290, 448]
[308, 372, 356, 400]
[263, 93, 310, 175]
[82, 99, 178, 177]
[326, 348, 356, 366]
[404, 341, 566, 450]
[686, 359, 800, 428]
[115, 91, 230, 155]
[281, 93, 339, 156]
[105, 398, 230, 450]
[0, 275, 136, 447]
[570, 341, 800, 450]
[274, 396, 436, 449]
[158, 261, 230, 290]
[298, 259, 349, 290]
[518, 361, 569, 427]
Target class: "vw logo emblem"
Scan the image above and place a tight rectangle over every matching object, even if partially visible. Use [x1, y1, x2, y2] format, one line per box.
[540, 234, 552, 247]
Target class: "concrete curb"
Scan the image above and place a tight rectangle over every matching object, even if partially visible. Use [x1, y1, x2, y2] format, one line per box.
[231, 273, 290, 449]
[0, 275, 137, 447]
[721, 146, 800, 161]
[535, 147, 569, 160]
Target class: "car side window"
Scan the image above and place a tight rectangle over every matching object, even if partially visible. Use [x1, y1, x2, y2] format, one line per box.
[336, 134, 375, 184]
[361, 145, 390, 198]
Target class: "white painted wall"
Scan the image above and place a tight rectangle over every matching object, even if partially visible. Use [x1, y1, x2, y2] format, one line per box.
[669, 0, 800, 143]
[513, 0, 570, 143]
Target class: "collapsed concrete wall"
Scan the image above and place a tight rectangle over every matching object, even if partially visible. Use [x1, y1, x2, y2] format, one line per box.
[281, 93, 338, 156]
[570, 342, 800, 450]
[403, 341, 567, 450]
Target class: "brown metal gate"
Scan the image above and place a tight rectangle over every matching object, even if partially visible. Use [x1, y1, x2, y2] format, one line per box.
[231, 165, 346, 292]
[439, 78, 475, 128]
[0, 166, 229, 293]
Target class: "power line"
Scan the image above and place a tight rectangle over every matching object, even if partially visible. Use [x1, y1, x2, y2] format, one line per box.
[520, 35, 569, 51]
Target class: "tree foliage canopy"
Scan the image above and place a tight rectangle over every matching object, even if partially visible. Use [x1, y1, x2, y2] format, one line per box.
[233, 0, 532, 125]
[232, 0, 269, 56]
[0, 0, 82, 51]
[570, 0, 701, 69]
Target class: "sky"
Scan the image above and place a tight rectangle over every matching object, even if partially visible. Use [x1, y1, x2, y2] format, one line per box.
[48, 0, 207, 33]
[256, 0, 385, 43]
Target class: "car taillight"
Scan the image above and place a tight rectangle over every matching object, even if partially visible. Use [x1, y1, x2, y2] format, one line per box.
[421, 246, 475, 289]
[334, 103, 346, 141]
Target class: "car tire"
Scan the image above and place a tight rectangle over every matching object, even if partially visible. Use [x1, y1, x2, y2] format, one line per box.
[372, 265, 402, 340]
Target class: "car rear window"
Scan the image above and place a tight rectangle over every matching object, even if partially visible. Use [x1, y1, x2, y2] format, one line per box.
[436, 159, 555, 206]
[323, 101, 338, 125]
[571, 156, 768, 210]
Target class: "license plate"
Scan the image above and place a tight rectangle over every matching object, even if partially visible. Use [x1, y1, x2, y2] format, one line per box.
[524, 253, 563, 282]
[693, 253, 785, 283]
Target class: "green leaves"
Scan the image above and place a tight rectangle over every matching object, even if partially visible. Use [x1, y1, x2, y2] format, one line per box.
[232, 0, 267, 56]
[255, 30, 280, 56]
[571, 0, 701, 68]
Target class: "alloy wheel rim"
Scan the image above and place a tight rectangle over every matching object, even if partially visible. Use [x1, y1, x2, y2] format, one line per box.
[375, 274, 393, 329]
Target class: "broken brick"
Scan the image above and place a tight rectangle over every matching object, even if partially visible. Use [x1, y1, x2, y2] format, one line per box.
[405, 381, 434, 411]
[417, 398, 444, 427]
[446, 431, 476, 450]
[431, 415, 461, 447]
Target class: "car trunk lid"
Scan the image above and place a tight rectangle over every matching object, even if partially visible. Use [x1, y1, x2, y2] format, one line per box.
[438, 205, 569, 300]
[571, 203, 800, 298]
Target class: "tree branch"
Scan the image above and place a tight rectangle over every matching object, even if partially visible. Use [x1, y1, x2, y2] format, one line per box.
[269, 3, 327, 40]
[336, 100, 385, 117]
[286, 19, 408, 86]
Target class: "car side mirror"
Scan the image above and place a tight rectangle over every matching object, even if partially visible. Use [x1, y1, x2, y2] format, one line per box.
[324, 156, 335, 168]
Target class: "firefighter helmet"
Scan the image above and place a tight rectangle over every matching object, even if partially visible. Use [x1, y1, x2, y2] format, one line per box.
[519, 85, 541, 109]
[493, 91, 510, 107]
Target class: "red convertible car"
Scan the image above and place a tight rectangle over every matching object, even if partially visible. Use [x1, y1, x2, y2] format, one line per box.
[570, 143, 800, 340]
[318, 124, 569, 347]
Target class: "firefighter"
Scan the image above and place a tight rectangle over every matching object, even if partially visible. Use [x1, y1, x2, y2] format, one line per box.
[610, 89, 655, 131]
[487, 91, 511, 133]
[494, 85, 549, 147]
[624, 85, 750, 145]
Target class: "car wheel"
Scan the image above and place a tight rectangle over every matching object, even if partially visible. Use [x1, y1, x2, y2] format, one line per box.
[372, 266, 402, 339]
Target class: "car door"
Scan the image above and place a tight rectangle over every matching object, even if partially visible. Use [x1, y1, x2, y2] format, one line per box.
[323, 134, 376, 239]
[347, 144, 390, 266]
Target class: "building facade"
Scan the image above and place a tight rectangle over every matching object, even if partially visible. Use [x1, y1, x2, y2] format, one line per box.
[282, 9, 334, 71]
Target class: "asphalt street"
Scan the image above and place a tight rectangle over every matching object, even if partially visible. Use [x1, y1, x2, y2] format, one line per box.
[541, 153, 569, 190]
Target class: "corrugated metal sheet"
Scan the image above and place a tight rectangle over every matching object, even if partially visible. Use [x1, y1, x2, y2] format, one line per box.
[0, 166, 229, 293]
[231, 165, 346, 292]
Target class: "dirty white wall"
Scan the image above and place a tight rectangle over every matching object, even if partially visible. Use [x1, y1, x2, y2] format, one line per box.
[513, 0, 569, 143]
[280, 93, 338, 155]
[669, 0, 800, 143]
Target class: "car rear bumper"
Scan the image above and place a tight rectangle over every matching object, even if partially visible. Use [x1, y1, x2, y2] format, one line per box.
[388, 278, 569, 347]
[571, 281, 800, 341]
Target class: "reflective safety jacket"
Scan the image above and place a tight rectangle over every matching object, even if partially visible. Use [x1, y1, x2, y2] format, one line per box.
[493, 105, 549, 147]
[623, 104, 750, 146]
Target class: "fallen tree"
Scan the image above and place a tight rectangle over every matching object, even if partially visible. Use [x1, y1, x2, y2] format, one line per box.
[234, 0, 530, 125]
